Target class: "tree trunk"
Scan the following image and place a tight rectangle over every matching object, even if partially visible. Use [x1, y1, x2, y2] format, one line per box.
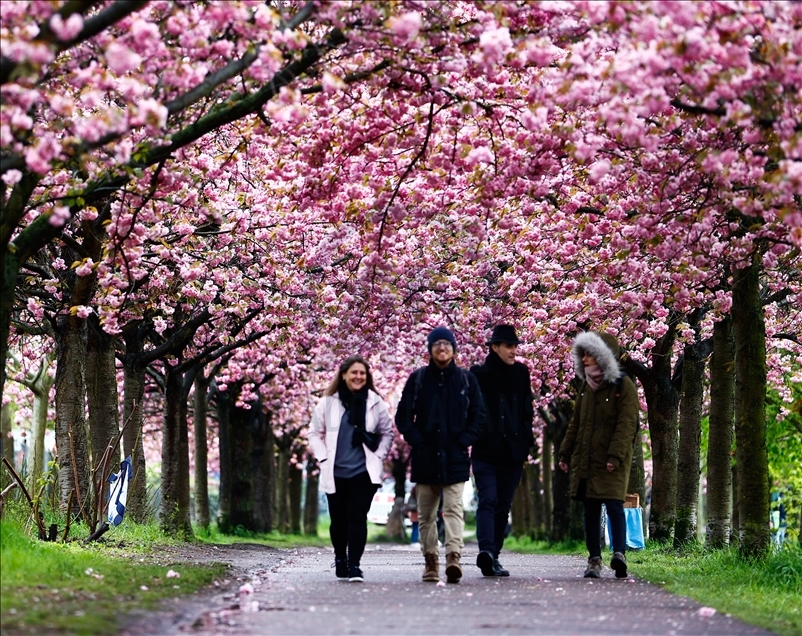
[303, 456, 320, 536]
[226, 399, 255, 532]
[86, 320, 119, 469]
[385, 455, 407, 541]
[551, 411, 573, 542]
[252, 406, 274, 533]
[638, 321, 680, 543]
[732, 257, 770, 558]
[628, 433, 647, 537]
[706, 316, 734, 549]
[121, 330, 148, 522]
[160, 368, 193, 537]
[275, 443, 291, 533]
[289, 459, 303, 534]
[542, 431, 553, 536]
[674, 340, 705, 547]
[1, 401, 14, 465]
[215, 387, 233, 532]
[511, 465, 531, 537]
[193, 372, 211, 529]
[54, 315, 91, 516]
[24, 354, 54, 493]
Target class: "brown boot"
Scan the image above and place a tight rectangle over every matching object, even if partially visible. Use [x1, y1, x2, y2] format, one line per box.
[445, 551, 462, 583]
[584, 556, 602, 578]
[422, 553, 439, 582]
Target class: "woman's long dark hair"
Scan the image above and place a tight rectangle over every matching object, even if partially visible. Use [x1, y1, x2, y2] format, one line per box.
[324, 354, 379, 396]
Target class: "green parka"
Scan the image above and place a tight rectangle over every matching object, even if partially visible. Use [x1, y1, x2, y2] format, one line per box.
[559, 332, 639, 501]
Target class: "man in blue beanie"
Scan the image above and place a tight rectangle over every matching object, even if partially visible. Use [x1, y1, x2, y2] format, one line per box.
[396, 326, 487, 584]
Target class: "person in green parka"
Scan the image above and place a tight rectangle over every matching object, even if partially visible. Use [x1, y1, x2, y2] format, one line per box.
[558, 331, 639, 579]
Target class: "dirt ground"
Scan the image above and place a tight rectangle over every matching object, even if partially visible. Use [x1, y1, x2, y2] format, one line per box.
[118, 542, 773, 636]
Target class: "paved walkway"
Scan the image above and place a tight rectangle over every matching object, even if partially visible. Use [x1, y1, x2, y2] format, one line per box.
[122, 543, 772, 636]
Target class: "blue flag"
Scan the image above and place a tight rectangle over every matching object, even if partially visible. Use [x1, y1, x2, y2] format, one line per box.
[107, 456, 133, 527]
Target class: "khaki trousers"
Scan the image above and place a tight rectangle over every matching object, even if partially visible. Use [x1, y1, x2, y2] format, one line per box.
[417, 482, 465, 555]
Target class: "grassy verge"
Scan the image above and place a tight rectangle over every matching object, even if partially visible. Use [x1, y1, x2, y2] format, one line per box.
[628, 544, 802, 636]
[0, 519, 225, 636]
[193, 524, 329, 548]
[505, 536, 801, 636]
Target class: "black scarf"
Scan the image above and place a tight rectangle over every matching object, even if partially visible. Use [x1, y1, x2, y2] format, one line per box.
[337, 383, 368, 433]
[486, 349, 516, 383]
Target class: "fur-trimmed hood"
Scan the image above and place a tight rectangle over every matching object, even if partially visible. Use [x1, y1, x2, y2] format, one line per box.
[572, 331, 623, 384]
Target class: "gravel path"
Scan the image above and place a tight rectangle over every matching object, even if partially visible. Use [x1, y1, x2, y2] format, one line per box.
[119, 543, 773, 636]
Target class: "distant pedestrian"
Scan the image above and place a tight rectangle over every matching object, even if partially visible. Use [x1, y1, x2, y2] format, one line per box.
[395, 326, 487, 583]
[558, 331, 638, 579]
[308, 355, 394, 582]
[470, 324, 534, 577]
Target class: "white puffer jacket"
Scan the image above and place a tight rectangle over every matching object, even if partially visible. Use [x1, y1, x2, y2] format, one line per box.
[307, 390, 394, 494]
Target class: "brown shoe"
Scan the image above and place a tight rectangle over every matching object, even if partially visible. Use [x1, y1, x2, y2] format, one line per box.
[445, 551, 462, 583]
[422, 553, 439, 582]
[584, 556, 602, 578]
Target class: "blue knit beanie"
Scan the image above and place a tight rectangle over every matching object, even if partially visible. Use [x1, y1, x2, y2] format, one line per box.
[427, 326, 457, 353]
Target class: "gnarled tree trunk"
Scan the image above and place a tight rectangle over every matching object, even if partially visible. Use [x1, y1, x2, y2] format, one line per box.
[252, 405, 274, 533]
[706, 316, 734, 549]
[193, 371, 211, 529]
[303, 455, 320, 536]
[160, 368, 193, 537]
[121, 329, 149, 522]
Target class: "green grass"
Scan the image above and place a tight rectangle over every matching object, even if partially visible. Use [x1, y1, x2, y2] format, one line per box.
[194, 523, 329, 548]
[0, 519, 225, 635]
[627, 543, 802, 636]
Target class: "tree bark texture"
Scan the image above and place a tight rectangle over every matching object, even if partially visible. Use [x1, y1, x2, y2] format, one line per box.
[251, 406, 274, 533]
[215, 388, 232, 531]
[121, 331, 149, 522]
[54, 315, 91, 516]
[639, 322, 680, 543]
[275, 443, 291, 533]
[511, 465, 532, 538]
[542, 431, 553, 536]
[303, 456, 320, 536]
[674, 341, 705, 546]
[1, 401, 15, 465]
[86, 320, 119, 469]
[160, 369, 193, 537]
[551, 420, 573, 542]
[706, 316, 734, 549]
[24, 355, 54, 494]
[193, 372, 211, 529]
[224, 398, 255, 532]
[732, 258, 770, 558]
[289, 461, 303, 534]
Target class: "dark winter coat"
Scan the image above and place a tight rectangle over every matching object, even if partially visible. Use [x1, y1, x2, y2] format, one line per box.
[558, 332, 639, 501]
[395, 360, 487, 485]
[470, 351, 535, 464]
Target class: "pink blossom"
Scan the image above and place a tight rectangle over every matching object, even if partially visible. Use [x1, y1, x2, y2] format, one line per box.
[388, 12, 422, 42]
[105, 42, 143, 75]
[72, 306, 93, 319]
[1, 170, 23, 187]
[479, 27, 513, 65]
[48, 206, 71, 228]
[588, 160, 612, 184]
[49, 14, 83, 42]
[698, 607, 716, 617]
[165, 569, 181, 579]
[75, 259, 95, 277]
[129, 99, 168, 129]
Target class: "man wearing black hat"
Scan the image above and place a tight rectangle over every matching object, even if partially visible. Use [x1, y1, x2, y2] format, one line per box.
[396, 326, 487, 584]
[470, 324, 535, 577]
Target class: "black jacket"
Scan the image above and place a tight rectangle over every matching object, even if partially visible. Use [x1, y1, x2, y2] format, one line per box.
[470, 352, 535, 464]
[395, 360, 487, 485]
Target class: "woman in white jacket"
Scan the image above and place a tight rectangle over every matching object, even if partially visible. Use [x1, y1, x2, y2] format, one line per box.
[307, 355, 394, 582]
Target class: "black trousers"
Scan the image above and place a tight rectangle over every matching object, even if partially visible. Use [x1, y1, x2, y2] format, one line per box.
[326, 471, 378, 567]
[473, 458, 524, 557]
[584, 497, 627, 557]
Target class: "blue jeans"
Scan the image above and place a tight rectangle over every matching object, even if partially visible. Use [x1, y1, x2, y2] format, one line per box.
[472, 458, 524, 557]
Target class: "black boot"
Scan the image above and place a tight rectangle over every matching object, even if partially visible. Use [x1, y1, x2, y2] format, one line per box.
[493, 557, 510, 577]
[476, 550, 495, 576]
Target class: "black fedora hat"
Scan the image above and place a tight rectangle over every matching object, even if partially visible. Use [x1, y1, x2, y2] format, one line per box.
[486, 324, 521, 346]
